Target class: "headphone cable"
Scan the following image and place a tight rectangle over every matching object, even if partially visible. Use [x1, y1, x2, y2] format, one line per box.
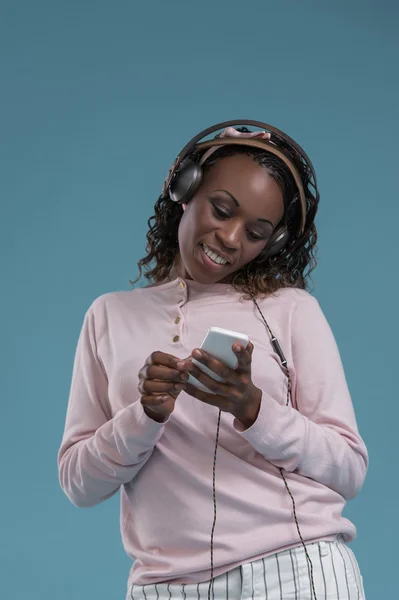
[207, 298, 317, 600]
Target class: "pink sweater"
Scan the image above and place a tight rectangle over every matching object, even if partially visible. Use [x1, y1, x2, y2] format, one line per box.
[58, 278, 368, 587]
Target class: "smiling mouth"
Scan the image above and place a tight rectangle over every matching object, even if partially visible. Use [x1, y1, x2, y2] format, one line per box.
[199, 243, 231, 267]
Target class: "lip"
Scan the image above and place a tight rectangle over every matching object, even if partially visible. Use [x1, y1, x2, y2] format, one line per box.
[200, 243, 233, 265]
[198, 244, 230, 270]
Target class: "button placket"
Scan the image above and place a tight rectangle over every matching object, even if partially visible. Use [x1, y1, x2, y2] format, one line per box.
[172, 280, 187, 345]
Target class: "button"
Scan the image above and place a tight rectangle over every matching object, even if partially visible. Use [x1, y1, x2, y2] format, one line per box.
[173, 335, 180, 343]
[174, 316, 181, 324]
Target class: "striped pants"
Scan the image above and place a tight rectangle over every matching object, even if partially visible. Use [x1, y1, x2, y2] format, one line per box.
[128, 538, 365, 599]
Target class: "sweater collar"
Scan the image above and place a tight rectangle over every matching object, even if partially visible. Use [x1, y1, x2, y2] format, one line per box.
[141, 276, 238, 305]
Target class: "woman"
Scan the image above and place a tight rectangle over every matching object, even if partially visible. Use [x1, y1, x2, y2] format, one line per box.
[58, 121, 368, 599]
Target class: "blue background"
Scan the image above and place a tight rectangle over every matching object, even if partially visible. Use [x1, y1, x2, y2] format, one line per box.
[1, 1, 398, 598]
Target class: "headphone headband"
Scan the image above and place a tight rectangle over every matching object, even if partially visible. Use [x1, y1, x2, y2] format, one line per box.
[165, 120, 317, 185]
[163, 120, 319, 236]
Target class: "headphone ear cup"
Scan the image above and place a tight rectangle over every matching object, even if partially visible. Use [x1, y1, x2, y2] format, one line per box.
[169, 160, 203, 205]
[265, 227, 290, 258]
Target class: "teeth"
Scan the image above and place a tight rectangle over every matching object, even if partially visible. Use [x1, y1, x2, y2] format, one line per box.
[202, 244, 227, 265]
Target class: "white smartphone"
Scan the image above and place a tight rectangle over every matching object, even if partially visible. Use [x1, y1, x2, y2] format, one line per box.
[188, 327, 249, 394]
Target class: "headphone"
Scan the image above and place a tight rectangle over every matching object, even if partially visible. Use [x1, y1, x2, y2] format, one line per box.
[162, 120, 319, 259]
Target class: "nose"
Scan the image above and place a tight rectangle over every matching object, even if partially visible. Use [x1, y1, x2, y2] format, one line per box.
[215, 219, 243, 251]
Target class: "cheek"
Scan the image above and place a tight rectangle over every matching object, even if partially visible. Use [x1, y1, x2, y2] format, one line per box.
[177, 206, 199, 251]
[178, 200, 207, 238]
[177, 217, 187, 251]
[241, 241, 268, 266]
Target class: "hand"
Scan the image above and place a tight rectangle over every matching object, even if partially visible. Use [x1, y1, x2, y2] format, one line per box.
[176, 342, 262, 429]
[138, 351, 189, 423]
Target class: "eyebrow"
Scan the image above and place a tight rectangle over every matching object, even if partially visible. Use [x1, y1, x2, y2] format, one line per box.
[214, 189, 274, 227]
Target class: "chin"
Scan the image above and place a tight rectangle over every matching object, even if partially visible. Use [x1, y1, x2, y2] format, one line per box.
[186, 267, 220, 284]
[179, 245, 234, 284]
[193, 264, 236, 285]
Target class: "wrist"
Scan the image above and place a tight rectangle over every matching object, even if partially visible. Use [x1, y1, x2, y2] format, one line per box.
[142, 405, 168, 423]
[236, 387, 262, 430]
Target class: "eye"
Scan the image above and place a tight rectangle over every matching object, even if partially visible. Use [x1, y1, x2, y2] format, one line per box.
[210, 199, 269, 242]
[211, 203, 231, 219]
[247, 230, 266, 241]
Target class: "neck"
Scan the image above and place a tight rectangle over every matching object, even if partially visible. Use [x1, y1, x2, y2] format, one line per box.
[168, 254, 234, 286]
[169, 254, 192, 281]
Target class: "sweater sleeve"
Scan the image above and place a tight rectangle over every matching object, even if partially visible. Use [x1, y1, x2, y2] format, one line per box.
[57, 302, 168, 508]
[235, 295, 368, 500]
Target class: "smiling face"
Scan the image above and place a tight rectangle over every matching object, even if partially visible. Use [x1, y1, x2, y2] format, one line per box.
[176, 153, 285, 283]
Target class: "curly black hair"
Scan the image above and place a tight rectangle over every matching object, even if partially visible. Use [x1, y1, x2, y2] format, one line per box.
[133, 129, 319, 299]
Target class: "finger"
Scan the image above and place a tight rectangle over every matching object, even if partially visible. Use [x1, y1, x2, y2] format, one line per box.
[141, 393, 173, 412]
[141, 393, 169, 405]
[138, 379, 185, 395]
[186, 362, 233, 396]
[175, 356, 192, 371]
[186, 349, 239, 384]
[144, 364, 188, 382]
[146, 351, 181, 369]
[233, 342, 253, 374]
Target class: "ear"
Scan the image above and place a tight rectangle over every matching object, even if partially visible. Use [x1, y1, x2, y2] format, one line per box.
[182, 203, 187, 211]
